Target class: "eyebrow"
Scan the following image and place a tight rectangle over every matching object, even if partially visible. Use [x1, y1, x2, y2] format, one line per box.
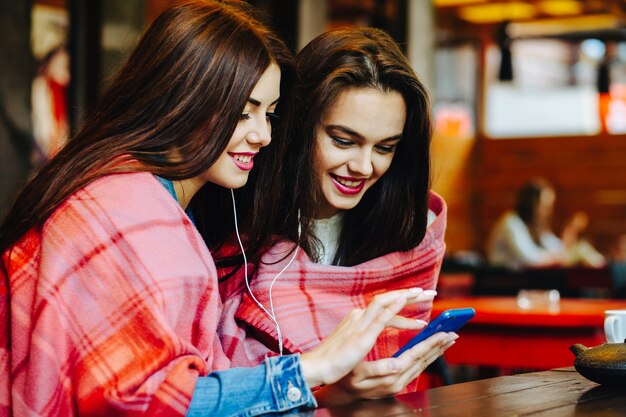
[247, 97, 280, 107]
[326, 124, 403, 142]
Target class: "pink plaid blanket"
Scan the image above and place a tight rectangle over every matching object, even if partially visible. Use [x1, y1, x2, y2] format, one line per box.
[1, 172, 229, 417]
[219, 192, 446, 388]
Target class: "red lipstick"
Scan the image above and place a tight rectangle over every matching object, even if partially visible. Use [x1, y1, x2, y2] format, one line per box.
[229, 152, 256, 171]
[330, 174, 366, 195]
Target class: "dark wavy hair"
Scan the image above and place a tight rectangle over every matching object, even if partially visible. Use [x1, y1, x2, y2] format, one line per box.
[280, 27, 432, 266]
[515, 178, 554, 244]
[0, 0, 294, 267]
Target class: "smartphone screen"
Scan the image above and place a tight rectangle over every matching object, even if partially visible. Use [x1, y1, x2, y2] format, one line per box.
[392, 307, 475, 358]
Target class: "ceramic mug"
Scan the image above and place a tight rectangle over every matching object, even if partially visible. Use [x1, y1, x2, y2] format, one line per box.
[604, 310, 626, 343]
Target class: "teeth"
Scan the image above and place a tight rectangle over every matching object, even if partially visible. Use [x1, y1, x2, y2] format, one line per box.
[335, 177, 362, 188]
[234, 155, 251, 163]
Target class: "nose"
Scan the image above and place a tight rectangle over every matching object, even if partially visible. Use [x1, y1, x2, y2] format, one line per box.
[246, 119, 272, 148]
[348, 148, 373, 177]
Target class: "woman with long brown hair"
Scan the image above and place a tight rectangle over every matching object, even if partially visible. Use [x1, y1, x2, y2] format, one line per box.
[487, 178, 605, 269]
[0, 3, 428, 416]
[218, 27, 456, 404]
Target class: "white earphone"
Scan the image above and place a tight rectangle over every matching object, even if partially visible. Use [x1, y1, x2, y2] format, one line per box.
[230, 189, 300, 355]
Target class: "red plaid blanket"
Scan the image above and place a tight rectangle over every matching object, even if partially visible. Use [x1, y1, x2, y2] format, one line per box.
[218, 193, 446, 391]
[1, 172, 229, 417]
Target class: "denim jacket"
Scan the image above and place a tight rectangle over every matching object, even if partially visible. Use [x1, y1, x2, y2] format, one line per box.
[187, 355, 317, 416]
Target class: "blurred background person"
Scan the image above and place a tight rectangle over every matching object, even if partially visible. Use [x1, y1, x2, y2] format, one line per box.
[31, 45, 70, 160]
[487, 178, 605, 270]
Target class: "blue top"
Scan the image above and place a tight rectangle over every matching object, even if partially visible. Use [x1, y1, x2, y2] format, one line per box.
[155, 176, 196, 224]
[155, 176, 316, 416]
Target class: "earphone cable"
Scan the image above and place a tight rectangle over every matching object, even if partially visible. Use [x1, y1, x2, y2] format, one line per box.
[267, 210, 300, 354]
[230, 189, 301, 355]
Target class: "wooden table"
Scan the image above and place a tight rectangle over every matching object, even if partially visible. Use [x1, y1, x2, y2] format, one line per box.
[313, 368, 626, 416]
[430, 297, 626, 370]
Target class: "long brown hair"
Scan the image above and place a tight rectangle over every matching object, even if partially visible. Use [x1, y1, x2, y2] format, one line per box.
[281, 27, 432, 266]
[515, 178, 554, 245]
[0, 1, 294, 263]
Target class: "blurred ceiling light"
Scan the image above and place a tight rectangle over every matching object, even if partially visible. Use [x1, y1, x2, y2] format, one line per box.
[459, 2, 536, 24]
[538, 1, 583, 16]
[508, 14, 620, 37]
[434, 0, 487, 7]
[617, 43, 626, 61]
[581, 38, 606, 60]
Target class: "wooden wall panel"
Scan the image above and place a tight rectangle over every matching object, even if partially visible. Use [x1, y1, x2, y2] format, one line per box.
[431, 134, 478, 252]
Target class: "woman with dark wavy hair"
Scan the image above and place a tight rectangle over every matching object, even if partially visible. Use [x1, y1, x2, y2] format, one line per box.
[0, 4, 426, 416]
[487, 178, 605, 269]
[219, 27, 455, 404]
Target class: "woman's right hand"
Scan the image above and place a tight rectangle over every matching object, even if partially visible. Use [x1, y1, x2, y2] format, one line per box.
[314, 331, 458, 406]
[298, 288, 430, 388]
[562, 211, 589, 248]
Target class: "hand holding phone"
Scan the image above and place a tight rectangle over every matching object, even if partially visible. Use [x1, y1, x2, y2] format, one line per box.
[392, 307, 475, 358]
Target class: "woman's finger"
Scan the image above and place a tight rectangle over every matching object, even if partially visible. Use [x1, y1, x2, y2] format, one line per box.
[334, 295, 413, 366]
[397, 332, 457, 366]
[351, 332, 456, 393]
[372, 297, 412, 329]
[394, 348, 452, 390]
[387, 316, 429, 329]
[350, 332, 454, 384]
[355, 292, 409, 333]
[349, 358, 402, 380]
[405, 289, 437, 305]
[393, 333, 458, 388]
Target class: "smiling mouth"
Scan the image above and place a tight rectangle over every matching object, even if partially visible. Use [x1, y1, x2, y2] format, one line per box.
[330, 174, 366, 195]
[229, 153, 256, 171]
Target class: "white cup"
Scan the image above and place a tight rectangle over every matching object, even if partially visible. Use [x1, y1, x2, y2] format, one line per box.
[604, 310, 626, 343]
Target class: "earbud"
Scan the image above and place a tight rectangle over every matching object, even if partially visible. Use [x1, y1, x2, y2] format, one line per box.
[297, 209, 302, 241]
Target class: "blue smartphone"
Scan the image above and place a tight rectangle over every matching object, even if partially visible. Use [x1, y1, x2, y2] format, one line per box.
[392, 307, 475, 358]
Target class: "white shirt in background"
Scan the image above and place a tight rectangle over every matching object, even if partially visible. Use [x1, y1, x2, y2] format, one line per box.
[487, 211, 563, 270]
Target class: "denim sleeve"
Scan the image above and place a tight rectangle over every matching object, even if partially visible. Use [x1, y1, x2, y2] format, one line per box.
[186, 354, 317, 417]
